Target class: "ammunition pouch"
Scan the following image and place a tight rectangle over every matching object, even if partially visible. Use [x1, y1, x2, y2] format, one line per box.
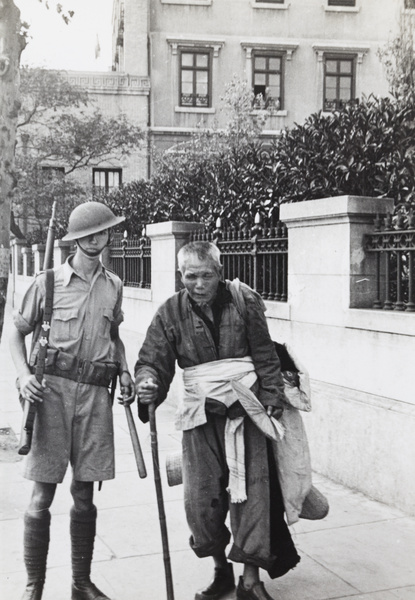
[36, 349, 120, 388]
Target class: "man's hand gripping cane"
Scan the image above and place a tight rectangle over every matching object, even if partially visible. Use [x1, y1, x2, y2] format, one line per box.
[136, 377, 159, 405]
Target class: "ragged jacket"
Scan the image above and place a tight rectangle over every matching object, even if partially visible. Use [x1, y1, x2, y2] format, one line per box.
[135, 281, 286, 423]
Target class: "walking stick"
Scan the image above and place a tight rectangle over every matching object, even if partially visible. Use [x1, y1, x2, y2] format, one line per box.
[149, 402, 175, 600]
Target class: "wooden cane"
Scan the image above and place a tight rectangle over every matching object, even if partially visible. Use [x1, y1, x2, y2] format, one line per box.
[148, 402, 175, 600]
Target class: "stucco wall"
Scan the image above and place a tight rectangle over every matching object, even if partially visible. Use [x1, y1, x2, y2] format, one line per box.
[148, 0, 398, 134]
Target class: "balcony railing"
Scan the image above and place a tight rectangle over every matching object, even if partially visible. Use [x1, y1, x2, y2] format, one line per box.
[190, 217, 288, 301]
[109, 232, 151, 288]
[180, 93, 209, 107]
[365, 211, 415, 311]
[323, 98, 359, 111]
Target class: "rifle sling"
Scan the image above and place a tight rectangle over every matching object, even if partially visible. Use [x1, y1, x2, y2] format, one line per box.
[34, 269, 54, 383]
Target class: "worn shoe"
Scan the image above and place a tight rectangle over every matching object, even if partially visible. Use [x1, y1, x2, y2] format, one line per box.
[21, 581, 44, 600]
[195, 563, 235, 600]
[236, 577, 275, 600]
[71, 580, 112, 600]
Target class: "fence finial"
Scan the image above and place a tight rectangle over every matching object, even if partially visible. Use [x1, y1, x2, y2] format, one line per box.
[252, 212, 262, 236]
[214, 217, 222, 244]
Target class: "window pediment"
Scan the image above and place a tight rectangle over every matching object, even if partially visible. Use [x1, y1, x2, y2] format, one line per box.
[167, 37, 225, 57]
[313, 43, 369, 63]
[241, 40, 298, 61]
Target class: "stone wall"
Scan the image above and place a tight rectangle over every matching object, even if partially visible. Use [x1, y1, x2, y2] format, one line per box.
[9, 196, 415, 515]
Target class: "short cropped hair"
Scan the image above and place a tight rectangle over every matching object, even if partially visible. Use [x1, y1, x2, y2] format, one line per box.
[177, 241, 222, 274]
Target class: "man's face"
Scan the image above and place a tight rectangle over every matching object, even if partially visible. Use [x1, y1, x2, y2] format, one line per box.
[181, 255, 222, 306]
[77, 229, 109, 257]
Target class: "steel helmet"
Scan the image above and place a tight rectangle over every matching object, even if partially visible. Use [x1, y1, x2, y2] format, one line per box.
[62, 202, 125, 241]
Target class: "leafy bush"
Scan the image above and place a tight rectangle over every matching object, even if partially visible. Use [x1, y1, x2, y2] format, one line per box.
[273, 93, 415, 207]
[104, 90, 415, 234]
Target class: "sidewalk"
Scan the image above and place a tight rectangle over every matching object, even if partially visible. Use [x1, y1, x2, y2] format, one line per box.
[1, 306, 414, 600]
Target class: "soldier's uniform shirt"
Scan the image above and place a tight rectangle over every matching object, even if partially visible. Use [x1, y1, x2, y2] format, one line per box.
[13, 258, 123, 483]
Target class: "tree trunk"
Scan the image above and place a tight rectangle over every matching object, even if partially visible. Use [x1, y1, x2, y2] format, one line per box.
[0, 0, 24, 340]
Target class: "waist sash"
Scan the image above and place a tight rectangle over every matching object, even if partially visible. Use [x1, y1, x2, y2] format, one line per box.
[178, 357, 258, 503]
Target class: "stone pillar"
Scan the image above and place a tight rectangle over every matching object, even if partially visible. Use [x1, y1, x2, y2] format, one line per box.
[280, 195, 394, 322]
[53, 240, 73, 266]
[21, 246, 33, 277]
[146, 221, 204, 304]
[11, 239, 27, 276]
[32, 244, 46, 274]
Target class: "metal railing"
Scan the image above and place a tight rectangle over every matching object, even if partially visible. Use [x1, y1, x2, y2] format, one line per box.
[191, 216, 288, 301]
[109, 232, 151, 288]
[366, 211, 415, 312]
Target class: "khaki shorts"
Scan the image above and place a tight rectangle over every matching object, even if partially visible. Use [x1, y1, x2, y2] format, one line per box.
[24, 375, 114, 483]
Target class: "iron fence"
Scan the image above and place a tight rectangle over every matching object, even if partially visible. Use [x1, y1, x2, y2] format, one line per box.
[109, 232, 151, 288]
[366, 211, 415, 312]
[191, 218, 288, 301]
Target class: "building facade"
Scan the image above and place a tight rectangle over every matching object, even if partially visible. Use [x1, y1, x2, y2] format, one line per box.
[26, 1, 411, 201]
[111, 0, 411, 164]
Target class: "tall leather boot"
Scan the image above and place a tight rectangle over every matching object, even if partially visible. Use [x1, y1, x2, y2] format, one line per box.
[21, 510, 51, 600]
[70, 506, 112, 600]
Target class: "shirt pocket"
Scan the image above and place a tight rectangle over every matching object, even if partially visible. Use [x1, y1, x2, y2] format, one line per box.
[52, 307, 78, 340]
[100, 307, 114, 339]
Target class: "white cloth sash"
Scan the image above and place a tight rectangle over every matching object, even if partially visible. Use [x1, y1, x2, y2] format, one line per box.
[177, 357, 257, 503]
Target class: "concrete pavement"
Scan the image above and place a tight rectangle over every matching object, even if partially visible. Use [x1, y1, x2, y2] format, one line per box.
[1, 307, 414, 600]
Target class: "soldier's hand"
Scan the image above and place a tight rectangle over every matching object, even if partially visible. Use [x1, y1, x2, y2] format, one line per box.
[118, 371, 135, 405]
[136, 378, 158, 405]
[19, 374, 46, 404]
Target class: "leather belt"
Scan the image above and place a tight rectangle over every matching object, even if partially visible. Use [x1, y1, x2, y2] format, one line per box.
[36, 349, 120, 388]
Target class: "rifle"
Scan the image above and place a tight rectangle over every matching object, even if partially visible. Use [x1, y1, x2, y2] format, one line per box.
[18, 200, 57, 455]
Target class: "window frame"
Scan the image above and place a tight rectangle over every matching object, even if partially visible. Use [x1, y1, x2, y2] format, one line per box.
[92, 168, 123, 192]
[179, 48, 212, 109]
[252, 0, 287, 8]
[41, 166, 65, 182]
[328, 0, 355, 6]
[252, 51, 285, 111]
[323, 54, 357, 112]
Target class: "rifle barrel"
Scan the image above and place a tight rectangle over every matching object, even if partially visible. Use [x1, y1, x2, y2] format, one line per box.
[43, 199, 57, 270]
[18, 202, 57, 456]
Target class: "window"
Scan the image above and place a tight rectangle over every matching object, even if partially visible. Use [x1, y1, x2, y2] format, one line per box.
[324, 56, 356, 111]
[41, 166, 65, 182]
[405, 0, 415, 8]
[328, 0, 355, 5]
[92, 168, 122, 191]
[252, 53, 283, 110]
[180, 50, 211, 108]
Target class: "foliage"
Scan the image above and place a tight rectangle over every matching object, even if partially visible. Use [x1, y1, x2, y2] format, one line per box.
[103, 77, 274, 230]
[377, 11, 415, 98]
[104, 88, 415, 235]
[18, 66, 88, 128]
[272, 94, 415, 207]
[13, 67, 144, 242]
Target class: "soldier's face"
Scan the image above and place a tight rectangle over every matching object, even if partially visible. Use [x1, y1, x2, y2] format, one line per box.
[181, 256, 222, 306]
[77, 229, 109, 257]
